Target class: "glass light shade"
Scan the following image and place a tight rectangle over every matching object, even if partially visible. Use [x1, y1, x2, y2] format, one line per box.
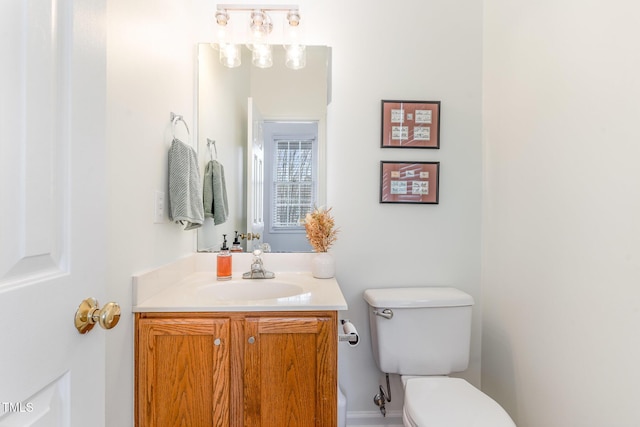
[286, 10, 301, 27]
[220, 43, 241, 68]
[283, 11, 305, 70]
[285, 44, 306, 70]
[214, 13, 240, 68]
[252, 44, 273, 68]
[250, 10, 272, 44]
[215, 10, 229, 26]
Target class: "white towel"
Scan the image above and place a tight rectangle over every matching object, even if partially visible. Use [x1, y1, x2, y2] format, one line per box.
[168, 138, 204, 230]
[203, 160, 229, 225]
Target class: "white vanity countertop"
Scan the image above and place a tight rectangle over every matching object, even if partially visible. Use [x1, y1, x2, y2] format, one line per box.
[132, 253, 348, 312]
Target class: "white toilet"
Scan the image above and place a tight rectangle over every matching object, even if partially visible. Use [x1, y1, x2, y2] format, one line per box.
[364, 287, 515, 427]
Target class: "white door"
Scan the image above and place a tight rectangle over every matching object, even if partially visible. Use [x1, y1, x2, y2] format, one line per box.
[246, 98, 264, 251]
[0, 0, 110, 426]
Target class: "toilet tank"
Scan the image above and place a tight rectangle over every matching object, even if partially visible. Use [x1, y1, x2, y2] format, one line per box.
[363, 287, 474, 376]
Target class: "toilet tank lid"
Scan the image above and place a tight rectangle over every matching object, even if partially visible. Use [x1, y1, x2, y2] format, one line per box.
[363, 287, 474, 308]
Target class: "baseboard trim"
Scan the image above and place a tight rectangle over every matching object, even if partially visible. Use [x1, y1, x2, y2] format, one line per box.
[346, 410, 403, 427]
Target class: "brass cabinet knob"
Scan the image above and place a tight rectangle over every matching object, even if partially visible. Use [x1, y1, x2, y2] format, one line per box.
[75, 297, 121, 334]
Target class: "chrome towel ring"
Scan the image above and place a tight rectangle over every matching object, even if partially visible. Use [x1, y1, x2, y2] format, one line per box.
[170, 112, 190, 140]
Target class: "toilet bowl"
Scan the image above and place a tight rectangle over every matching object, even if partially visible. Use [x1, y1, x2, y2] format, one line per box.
[402, 377, 514, 427]
[364, 287, 515, 427]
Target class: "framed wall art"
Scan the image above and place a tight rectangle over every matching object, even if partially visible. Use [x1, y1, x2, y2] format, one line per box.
[380, 161, 440, 204]
[381, 100, 440, 148]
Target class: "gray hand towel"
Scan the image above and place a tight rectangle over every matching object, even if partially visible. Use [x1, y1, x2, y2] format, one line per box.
[203, 160, 229, 225]
[168, 138, 204, 230]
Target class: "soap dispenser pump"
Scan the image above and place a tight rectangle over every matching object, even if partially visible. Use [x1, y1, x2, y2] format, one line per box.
[230, 231, 243, 253]
[217, 234, 232, 281]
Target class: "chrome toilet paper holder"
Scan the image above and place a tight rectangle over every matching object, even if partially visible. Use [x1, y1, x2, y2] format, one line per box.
[339, 319, 359, 346]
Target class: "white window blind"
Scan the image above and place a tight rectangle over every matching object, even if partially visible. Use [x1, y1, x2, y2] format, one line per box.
[272, 138, 315, 229]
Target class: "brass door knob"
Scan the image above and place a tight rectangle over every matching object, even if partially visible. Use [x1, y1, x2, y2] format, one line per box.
[75, 297, 121, 334]
[240, 232, 261, 241]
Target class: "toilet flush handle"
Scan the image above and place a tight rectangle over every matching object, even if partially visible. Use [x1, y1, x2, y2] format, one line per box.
[374, 309, 393, 319]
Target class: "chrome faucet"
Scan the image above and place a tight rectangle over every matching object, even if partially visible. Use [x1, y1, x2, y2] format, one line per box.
[242, 249, 275, 279]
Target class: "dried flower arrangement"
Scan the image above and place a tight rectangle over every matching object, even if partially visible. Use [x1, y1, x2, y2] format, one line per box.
[304, 207, 339, 253]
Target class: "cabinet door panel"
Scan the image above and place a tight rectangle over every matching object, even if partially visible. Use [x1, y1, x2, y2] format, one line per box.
[244, 316, 336, 427]
[137, 318, 230, 427]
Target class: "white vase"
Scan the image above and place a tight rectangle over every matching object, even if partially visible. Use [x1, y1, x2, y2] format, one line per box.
[311, 252, 335, 279]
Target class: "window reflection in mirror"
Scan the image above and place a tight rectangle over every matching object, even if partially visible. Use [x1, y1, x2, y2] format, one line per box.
[263, 121, 318, 252]
[196, 44, 330, 253]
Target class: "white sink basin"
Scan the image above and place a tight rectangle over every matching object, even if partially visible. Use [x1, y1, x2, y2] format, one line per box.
[197, 280, 305, 301]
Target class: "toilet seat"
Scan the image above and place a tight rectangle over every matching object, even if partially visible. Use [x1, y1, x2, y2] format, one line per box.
[402, 377, 515, 427]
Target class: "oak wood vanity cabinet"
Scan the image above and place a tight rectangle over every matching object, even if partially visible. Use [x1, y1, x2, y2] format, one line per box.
[135, 311, 338, 427]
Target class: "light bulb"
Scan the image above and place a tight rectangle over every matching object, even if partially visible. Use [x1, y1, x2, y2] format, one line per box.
[252, 43, 273, 68]
[285, 45, 306, 70]
[220, 43, 241, 68]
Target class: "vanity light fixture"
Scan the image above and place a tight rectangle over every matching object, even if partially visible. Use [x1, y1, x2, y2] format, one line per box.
[213, 4, 306, 70]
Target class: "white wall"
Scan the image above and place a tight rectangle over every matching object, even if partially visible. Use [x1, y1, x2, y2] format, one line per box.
[325, 0, 483, 414]
[105, 0, 483, 424]
[482, 1, 640, 426]
[105, 1, 210, 425]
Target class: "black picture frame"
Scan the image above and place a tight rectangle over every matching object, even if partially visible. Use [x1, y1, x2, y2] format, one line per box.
[381, 100, 441, 149]
[380, 161, 440, 204]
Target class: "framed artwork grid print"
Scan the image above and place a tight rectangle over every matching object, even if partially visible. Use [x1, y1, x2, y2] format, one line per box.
[380, 161, 440, 204]
[381, 100, 440, 148]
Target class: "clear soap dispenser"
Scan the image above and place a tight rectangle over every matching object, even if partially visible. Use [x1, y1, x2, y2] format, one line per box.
[217, 234, 232, 281]
[230, 231, 243, 253]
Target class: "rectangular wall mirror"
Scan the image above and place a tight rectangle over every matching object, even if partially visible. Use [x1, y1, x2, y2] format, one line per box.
[196, 44, 331, 253]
